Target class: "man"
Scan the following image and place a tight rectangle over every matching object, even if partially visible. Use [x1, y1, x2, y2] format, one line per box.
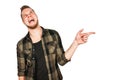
[17, 5, 95, 80]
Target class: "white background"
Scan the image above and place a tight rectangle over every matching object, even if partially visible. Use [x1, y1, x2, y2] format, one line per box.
[0, 0, 120, 80]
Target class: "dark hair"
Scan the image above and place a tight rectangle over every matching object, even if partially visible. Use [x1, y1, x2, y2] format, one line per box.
[20, 5, 35, 18]
[20, 5, 32, 12]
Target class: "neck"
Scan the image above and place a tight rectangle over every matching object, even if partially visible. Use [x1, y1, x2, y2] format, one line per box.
[28, 26, 43, 43]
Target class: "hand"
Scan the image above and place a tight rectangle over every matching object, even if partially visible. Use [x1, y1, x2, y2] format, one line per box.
[75, 29, 95, 45]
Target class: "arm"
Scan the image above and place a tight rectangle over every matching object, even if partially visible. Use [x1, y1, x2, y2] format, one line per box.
[65, 29, 95, 60]
[17, 40, 26, 80]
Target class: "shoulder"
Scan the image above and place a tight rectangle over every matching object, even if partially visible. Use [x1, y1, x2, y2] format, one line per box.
[17, 33, 28, 47]
[44, 28, 59, 36]
[43, 28, 61, 42]
[17, 32, 30, 46]
[17, 38, 24, 48]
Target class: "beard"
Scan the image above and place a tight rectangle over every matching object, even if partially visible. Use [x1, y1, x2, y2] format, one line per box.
[27, 20, 39, 29]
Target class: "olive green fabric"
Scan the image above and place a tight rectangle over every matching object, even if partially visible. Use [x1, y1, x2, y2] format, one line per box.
[17, 27, 70, 80]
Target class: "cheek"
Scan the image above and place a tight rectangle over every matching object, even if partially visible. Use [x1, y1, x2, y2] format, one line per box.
[23, 18, 29, 24]
[33, 15, 38, 20]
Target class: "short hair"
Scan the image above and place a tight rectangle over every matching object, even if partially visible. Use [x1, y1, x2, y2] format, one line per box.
[20, 5, 35, 13]
[20, 5, 34, 17]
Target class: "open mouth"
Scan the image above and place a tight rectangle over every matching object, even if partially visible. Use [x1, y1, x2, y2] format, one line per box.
[29, 19, 35, 23]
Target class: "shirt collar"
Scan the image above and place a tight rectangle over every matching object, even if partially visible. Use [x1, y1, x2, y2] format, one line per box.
[25, 26, 46, 41]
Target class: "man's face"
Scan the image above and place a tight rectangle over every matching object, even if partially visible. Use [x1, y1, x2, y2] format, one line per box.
[21, 8, 38, 29]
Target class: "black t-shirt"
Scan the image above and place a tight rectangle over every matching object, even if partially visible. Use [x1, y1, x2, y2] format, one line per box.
[33, 40, 49, 80]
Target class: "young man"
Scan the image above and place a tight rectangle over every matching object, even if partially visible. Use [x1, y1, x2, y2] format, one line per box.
[16, 5, 95, 80]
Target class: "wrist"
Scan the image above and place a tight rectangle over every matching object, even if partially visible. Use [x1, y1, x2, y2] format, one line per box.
[73, 40, 79, 47]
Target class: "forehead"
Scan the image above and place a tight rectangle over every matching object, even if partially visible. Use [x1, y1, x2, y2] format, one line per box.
[21, 8, 33, 15]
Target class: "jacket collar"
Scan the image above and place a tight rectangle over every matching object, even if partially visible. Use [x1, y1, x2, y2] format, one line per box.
[24, 26, 46, 42]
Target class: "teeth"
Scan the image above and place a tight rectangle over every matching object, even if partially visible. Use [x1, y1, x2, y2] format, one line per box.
[29, 19, 34, 23]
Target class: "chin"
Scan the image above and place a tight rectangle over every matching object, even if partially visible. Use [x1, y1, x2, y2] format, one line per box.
[27, 24, 38, 29]
[27, 26, 36, 29]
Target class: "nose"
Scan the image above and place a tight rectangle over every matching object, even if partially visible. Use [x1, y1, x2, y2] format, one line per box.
[27, 14, 31, 18]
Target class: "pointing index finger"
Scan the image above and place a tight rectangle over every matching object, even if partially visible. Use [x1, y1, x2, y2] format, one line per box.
[87, 32, 96, 35]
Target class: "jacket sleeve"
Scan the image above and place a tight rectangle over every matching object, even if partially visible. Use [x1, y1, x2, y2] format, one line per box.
[17, 40, 26, 76]
[54, 30, 70, 66]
